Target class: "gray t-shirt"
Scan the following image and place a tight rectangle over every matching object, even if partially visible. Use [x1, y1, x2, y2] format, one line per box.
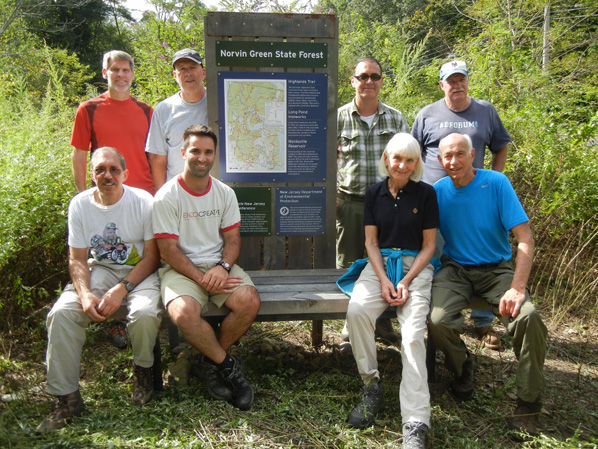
[145, 90, 208, 181]
[411, 97, 511, 184]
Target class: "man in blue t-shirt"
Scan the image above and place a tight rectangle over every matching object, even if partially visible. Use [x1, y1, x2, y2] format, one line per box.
[429, 133, 547, 438]
[412, 60, 512, 349]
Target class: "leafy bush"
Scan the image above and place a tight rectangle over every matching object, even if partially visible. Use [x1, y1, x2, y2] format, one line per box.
[0, 46, 77, 322]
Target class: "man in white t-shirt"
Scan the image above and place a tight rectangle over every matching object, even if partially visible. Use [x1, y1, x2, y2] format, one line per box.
[37, 147, 162, 432]
[146, 48, 208, 191]
[153, 124, 260, 411]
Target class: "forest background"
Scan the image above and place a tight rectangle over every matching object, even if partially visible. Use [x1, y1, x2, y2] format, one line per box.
[0, 0, 597, 448]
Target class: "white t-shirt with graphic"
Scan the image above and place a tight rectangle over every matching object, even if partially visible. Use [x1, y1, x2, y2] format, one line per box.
[68, 186, 154, 270]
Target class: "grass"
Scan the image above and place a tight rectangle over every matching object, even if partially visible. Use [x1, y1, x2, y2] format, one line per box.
[1, 317, 598, 448]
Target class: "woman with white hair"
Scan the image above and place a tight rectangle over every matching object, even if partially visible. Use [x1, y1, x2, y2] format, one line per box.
[343, 132, 439, 449]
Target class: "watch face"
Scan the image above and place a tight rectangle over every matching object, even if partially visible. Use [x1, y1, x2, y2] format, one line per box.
[122, 281, 134, 292]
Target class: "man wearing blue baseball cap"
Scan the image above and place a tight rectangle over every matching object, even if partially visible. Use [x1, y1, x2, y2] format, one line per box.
[146, 48, 208, 191]
[411, 60, 512, 349]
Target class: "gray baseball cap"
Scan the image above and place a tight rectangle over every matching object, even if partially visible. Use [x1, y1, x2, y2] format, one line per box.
[172, 49, 203, 68]
[439, 60, 468, 80]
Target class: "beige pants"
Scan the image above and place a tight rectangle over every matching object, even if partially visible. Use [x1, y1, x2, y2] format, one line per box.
[346, 255, 433, 426]
[45, 265, 162, 396]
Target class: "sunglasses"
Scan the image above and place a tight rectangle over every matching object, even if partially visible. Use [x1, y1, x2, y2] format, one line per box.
[354, 73, 382, 82]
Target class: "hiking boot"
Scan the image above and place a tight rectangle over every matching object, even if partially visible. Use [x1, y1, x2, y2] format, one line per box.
[475, 326, 501, 350]
[109, 321, 128, 349]
[402, 421, 428, 449]
[36, 390, 85, 432]
[508, 398, 542, 440]
[347, 381, 384, 429]
[219, 355, 254, 411]
[204, 358, 233, 402]
[450, 351, 475, 400]
[375, 316, 400, 345]
[131, 364, 153, 405]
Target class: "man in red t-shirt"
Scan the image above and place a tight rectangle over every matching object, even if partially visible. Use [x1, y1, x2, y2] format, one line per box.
[71, 50, 154, 195]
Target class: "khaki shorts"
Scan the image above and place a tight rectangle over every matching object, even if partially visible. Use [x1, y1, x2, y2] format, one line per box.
[159, 262, 255, 309]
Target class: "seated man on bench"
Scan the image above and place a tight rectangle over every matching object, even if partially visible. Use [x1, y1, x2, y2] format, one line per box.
[153, 124, 260, 411]
[38, 147, 162, 431]
[428, 133, 547, 437]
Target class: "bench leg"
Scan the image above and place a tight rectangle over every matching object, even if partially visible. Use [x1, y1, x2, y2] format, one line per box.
[152, 334, 164, 391]
[311, 319, 323, 347]
[425, 323, 436, 383]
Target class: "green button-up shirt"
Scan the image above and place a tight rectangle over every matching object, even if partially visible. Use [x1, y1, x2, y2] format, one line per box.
[337, 100, 409, 196]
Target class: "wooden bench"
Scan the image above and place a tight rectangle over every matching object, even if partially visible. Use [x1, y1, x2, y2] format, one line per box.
[163, 268, 350, 351]
[153, 268, 349, 390]
[152, 269, 500, 387]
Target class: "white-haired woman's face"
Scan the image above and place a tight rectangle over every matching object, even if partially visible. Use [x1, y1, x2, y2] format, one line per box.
[384, 149, 418, 183]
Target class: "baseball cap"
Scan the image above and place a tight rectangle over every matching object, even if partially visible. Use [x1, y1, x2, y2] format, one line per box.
[172, 49, 203, 68]
[439, 60, 468, 80]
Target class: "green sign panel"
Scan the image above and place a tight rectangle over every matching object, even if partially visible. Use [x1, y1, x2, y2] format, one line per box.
[216, 41, 327, 68]
[233, 187, 272, 236]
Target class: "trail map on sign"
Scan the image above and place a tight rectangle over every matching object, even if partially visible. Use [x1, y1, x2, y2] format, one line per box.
[225, 79, 287, 173]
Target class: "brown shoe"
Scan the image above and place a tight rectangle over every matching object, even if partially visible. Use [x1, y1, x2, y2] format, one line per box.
[508, 398, 542, 440]
[450, 351, 475, 400]
[375, 316, 400, 345]
[131, 364, 153, 405]
[36, 390, 85, 432]
[475, 326, 501, 350]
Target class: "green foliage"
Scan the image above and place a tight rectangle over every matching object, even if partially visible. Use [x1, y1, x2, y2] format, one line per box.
[0, 45, 75, 315]
[129, 0, 208, 105]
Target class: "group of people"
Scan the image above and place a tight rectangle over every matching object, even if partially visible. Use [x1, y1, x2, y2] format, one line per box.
[36, 47, 547, 448]
[337, 57, 547, 448]
[37, 49, 261, 432]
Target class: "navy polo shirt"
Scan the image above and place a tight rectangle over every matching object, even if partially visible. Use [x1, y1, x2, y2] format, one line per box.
[363, 178, 439, 250]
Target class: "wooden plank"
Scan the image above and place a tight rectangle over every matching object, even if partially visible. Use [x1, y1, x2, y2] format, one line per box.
[263, 236, 286, 269]
[239, 236, 261, 270]
[205, 12, 337, 39]
[288, 236, 313, 269]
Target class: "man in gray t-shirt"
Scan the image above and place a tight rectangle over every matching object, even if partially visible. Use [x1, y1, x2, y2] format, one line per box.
[146, 48, 208, 192]
[412, 60, 511, 185]
[412, 60, 512, 348]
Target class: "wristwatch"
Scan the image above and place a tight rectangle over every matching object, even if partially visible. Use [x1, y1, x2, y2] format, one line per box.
[119, 280, 135, 293]
[215, 261, 231, 273]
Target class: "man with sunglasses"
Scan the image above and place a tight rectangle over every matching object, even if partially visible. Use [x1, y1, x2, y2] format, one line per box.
[411, 60, 512, 349]
[146, 48, 208, 192]
[37, 147, 162, 432]
[337, 57, 409, 344]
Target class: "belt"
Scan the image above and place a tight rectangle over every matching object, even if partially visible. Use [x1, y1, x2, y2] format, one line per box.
[337, 191, 365, 202]
[461, 262, 500, 270]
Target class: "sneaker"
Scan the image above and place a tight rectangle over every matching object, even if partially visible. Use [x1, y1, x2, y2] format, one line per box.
[475, 326, 501, 350]
[131, 364, 153, 405]
[347, 381, 384, 428]
[36, 390, 85, 432]
[341, 321, 350, 342]
[402, 421, 428, 449]
[203, 358, 233, 401]
[219, 355, 254, 411]
[450, 351, 475, 400]
[375, 316, 400, 345]
[508, 398, 541, 440]
[109, 321, 128, 349]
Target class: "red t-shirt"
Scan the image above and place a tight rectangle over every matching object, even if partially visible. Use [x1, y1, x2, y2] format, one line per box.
[71, 93, 155, 195]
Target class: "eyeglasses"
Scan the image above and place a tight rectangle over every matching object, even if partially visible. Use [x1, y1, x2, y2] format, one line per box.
[94, 167, 123, 176]
[353, 73, 382, 82]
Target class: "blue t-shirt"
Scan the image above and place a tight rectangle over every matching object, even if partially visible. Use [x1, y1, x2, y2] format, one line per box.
[434, 169, 528, 265]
